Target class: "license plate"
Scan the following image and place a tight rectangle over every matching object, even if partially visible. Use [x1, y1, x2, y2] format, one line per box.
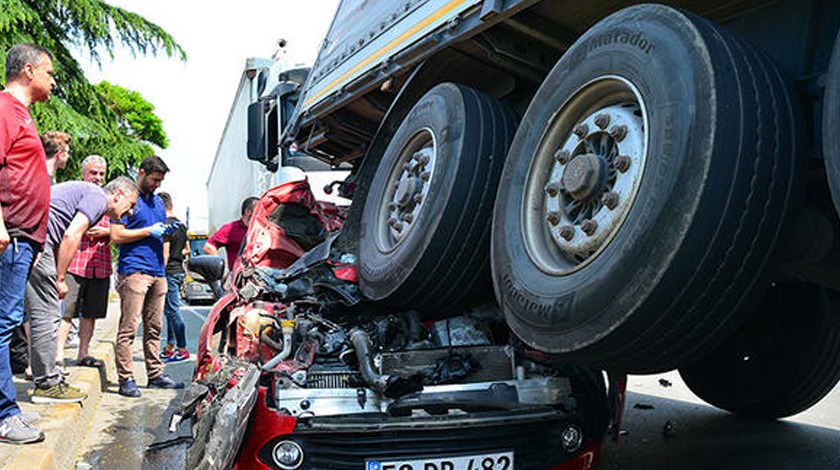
[366, 451, 514, 470]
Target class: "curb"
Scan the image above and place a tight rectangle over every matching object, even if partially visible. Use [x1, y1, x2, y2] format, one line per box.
[0, 298, 121, 470]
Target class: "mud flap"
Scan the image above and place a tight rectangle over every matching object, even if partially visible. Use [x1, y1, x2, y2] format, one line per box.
[187, 363, 261, 470]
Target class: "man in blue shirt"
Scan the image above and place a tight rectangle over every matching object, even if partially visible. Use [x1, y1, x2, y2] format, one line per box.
[111, 156, 183, 397]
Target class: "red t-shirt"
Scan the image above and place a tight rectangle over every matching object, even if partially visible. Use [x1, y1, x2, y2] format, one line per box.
[0, 92, 50, 245]
[208, 219, 248, 268]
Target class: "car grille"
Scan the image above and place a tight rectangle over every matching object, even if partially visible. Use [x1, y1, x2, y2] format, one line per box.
[257, 410, 584, 469]
[305, 371, 355, 389]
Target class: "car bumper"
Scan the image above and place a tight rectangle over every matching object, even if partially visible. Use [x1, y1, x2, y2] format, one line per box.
[233, 388, 601, 470]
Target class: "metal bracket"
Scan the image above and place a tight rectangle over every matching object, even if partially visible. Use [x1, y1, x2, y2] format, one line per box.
[480, 0, 504, 20]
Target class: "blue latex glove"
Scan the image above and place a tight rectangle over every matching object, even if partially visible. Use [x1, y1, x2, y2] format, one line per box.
[163, 221, 185, 236]
[149, 222, 166, 238]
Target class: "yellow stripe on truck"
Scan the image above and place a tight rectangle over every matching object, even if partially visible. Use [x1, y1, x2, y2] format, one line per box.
[304, 0, 470, 107]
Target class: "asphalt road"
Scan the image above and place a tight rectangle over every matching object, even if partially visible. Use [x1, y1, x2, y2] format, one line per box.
[76, 304, 210, 470]
[600, 373, 840, 470]
[75, 305, 840, 469]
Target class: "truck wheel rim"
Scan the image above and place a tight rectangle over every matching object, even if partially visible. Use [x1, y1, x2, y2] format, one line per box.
[377, 128, 438, 252]
[523, 76, 648, 275]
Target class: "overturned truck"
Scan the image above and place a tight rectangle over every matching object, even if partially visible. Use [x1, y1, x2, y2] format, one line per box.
[244, 0, 840, 416]
[179, 0, 840, 467]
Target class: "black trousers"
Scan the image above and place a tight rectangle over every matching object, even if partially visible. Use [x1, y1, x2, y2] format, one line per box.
[9, 324, 28, 374]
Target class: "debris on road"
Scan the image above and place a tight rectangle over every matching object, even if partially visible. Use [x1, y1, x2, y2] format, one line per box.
[662, 420, 677, 438]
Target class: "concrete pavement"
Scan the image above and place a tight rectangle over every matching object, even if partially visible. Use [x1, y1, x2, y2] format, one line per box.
[0, 297, 122, 470]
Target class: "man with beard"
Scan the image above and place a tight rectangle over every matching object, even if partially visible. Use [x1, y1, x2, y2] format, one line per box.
[110, 156, 184, 397]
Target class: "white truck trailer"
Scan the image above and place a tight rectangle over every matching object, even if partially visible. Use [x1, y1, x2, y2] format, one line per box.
[207, 57, 348, 234]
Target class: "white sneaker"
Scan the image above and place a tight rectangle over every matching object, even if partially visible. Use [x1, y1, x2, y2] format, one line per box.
[20, 411, 40, 425]
[0, 414, 44, 444]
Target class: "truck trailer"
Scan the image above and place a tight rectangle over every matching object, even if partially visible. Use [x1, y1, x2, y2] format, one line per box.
[245, 0, 840, 420]
[207, 57, 349, 235]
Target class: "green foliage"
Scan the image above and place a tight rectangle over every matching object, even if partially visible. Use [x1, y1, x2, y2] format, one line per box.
[0, 0, 186, 181]
[96, 81, 168, 148]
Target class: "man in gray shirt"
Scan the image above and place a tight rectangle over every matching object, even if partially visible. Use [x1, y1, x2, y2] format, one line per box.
[26, 177, 137, 409]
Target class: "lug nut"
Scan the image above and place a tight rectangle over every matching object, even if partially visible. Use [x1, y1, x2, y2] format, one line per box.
[602, 191, 619, 210]
[417, 153, 430, 165]
[610, 125, 628, 142]
[401, 213, 414, 223]
[594, 114, 610, 130]
[387, 202, 398, 211]
[547, 212, 562, 226]
[614, 155, 631, 173]
[581, 219, 598, 236]
[393, 221, 404, 232]
[545, 182, 561, 197]
[573, 124, 589, 140]
[387, 217, 399, 227]
[419, 171, 431, 181]
[554, 149, 571, 164]
[413, 194, 423, 204]
[559, 225, 575, 241]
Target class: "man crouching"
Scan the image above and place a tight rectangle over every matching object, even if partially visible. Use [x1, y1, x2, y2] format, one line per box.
[27, 177, 137, 405]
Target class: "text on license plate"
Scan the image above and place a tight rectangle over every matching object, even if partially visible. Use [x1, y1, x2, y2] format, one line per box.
[366, 451, 513, 470]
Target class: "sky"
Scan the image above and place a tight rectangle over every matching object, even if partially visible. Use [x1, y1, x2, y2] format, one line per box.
[81, 1, 340, 231]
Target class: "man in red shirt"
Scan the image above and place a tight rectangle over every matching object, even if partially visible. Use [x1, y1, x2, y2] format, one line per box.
[0, 43, 56, 444]
[203, 197, 258, 270]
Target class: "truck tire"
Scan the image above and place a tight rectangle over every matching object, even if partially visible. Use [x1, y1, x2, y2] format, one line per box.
[679, 282, 840, 419]
[823, 28, 840, 217]
[492, 4, 802, 372]
[358, 83, 516, 315]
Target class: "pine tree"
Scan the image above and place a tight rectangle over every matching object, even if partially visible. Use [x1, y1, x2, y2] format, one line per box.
[0, 0, 186, 180]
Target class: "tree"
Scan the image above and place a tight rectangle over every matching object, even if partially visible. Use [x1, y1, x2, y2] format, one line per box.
[0, 0, 186, 180]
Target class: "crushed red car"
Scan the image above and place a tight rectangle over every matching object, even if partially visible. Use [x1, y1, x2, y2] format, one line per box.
[171, 180, 617, 470]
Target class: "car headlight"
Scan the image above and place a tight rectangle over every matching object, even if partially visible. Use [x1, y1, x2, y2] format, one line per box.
[272, 440, 303, 469]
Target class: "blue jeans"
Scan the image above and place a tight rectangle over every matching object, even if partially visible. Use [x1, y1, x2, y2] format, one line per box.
[0, 239, 36, 420]
[163, 273, 186, 348]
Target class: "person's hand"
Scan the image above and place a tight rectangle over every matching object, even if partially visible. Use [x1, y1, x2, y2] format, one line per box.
[0, 225, 8, 255]
[57, 278, 69, 300]
[163, 221, 185, 237]
[85, 226, 110, 238]
[149, 222, 166, 238]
